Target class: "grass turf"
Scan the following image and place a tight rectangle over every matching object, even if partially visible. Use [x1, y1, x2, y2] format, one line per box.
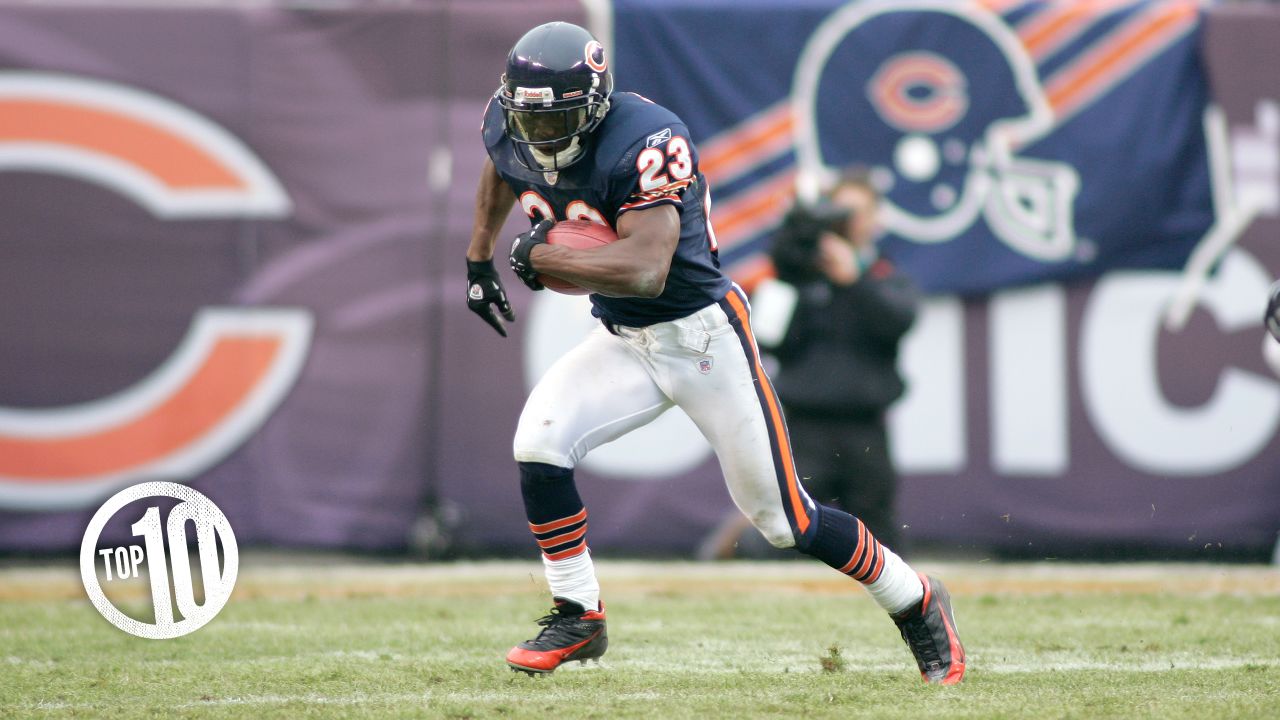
[1, 560, 1278, 719]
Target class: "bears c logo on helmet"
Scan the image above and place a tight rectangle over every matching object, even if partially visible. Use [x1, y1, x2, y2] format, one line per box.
[585, 40, 607, 73]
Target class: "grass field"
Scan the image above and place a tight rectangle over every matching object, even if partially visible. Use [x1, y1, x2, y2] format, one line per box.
[2, 559, 1279, 719]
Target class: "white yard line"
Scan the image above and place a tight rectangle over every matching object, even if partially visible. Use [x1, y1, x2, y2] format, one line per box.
[3, 560, 1278, 602]
[609, 654, 1280, 675]
[10, 656, 1276, 713]
[23, 655, 1269, 711]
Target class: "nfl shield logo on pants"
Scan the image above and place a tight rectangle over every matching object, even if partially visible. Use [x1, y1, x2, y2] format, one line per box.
[697, 357, 713, 375]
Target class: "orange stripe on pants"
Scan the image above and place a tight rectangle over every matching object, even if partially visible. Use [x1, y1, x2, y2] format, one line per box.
[723, 291, 810, 534]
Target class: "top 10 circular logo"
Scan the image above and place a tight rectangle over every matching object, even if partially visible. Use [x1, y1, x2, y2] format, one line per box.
[80, 482, 238, 639]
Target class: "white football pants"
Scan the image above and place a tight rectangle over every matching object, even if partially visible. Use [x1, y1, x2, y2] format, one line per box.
[513, 287, 815, 548]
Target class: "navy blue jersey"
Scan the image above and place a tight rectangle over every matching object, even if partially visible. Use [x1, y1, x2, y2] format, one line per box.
[483, 92, 732, 327]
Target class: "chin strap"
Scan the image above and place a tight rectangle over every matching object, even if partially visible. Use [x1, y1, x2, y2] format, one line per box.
[531, 136, 584, 170]
[527, 98, 610, 171]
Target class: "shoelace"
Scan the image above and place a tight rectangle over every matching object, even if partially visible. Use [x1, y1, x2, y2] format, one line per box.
[899, 617, 943, 670]
[529, 607, 586, 646]
[535, 608, 569, 627]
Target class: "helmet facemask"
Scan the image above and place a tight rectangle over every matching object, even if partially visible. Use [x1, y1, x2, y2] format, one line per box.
[499, 80, 609, 171]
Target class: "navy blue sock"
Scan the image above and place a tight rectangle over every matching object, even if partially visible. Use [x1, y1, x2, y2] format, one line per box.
[519, 462, 589, 560]
[794, 504, 886, 584]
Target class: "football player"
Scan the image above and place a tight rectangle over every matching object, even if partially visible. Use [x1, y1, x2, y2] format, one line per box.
[464, 21, 965, 684]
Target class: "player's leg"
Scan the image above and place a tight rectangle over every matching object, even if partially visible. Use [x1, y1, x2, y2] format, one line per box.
[507, 325, 671, 674]
[666, 290, 964, 683]
[668, 291, 920, 605]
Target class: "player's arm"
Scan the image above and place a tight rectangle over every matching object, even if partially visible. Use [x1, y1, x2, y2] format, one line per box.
[527, 205, 680, 298]
[465, 158, 518, 336]
[468, 158, 517, 261]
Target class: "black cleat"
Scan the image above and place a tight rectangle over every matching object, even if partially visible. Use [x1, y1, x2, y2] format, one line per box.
[506, 598, 607, 674]
[891, 573, 966, 684]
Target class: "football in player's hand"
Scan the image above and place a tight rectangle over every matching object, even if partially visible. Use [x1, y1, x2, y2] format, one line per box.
[539, 220, 619, 295]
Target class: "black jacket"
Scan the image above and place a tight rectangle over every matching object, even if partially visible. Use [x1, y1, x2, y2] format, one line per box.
[764, 224, 919, 419]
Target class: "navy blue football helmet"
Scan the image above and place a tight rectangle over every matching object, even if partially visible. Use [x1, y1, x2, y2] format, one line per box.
[497, 22, 613, 171]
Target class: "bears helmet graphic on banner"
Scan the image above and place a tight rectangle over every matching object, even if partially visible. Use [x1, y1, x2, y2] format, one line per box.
[792, 0, 1080, 262]
[658, 0, 1207, 295]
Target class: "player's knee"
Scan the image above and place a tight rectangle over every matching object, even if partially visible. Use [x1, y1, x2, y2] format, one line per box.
[518, 461, 573, 485]
[513, 414, 575, 467]
[749, 510, 796, 549]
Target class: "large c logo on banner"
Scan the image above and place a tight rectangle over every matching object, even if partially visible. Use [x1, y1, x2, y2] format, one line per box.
[0, 72, 310, 510]
[0, 72, 289, 217]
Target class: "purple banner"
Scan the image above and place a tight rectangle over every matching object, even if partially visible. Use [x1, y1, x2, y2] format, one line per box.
[887, 2, 1280, 556]
[1, 2, 1278, 559]
[613, 0, 1214, 296]
[0, 1, 588, 551]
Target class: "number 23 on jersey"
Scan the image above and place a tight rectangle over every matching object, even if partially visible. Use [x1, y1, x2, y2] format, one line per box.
[518, 135, 695, 225]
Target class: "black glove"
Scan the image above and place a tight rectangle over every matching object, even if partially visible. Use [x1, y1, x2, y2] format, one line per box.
[466, 259, 515, 337]
[509, 218, 553, 291]
[1268, 279, 1280, 342]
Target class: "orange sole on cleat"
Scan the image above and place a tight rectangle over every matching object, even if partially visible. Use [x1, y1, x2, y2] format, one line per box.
[504, 625, 607, 674]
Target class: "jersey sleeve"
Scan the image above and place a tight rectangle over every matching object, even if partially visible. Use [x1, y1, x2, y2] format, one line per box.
[481, 96, 507, 159]
[606, 123, 700, 221]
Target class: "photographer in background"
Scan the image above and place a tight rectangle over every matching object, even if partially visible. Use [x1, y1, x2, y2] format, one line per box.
[762, 169, 919, 551]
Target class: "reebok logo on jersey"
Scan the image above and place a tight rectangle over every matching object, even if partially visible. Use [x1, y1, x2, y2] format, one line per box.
[646, 128, 672, 148]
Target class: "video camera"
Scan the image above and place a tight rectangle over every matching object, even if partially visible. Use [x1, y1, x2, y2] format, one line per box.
[777, 198, 853, 257]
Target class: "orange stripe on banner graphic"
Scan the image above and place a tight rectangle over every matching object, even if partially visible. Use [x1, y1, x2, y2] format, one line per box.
[698, 103, 794, 187]
[1017, 0, 1136, 61]
[974, 0, 1029, 14]
[1043, 0, 1197, 121]
[711, 169, 797, 248]
[730, 256, 777, 295]
[1019, 3, 1081, 55]
[536, 523, 588, 550]
[0, 100, 243, 189]
[544, 544, 588, 562]
[528, 508, 587, 534]
[724, 291, 809, 534]
[0, 338, 280, 479]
